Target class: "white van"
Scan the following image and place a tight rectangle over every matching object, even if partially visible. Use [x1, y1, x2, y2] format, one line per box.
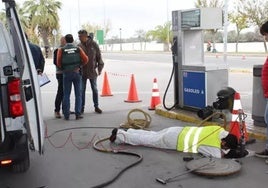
[0, 0, 44, 172]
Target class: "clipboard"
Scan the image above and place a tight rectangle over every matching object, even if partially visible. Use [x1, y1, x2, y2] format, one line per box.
[38, 73, 50, 87]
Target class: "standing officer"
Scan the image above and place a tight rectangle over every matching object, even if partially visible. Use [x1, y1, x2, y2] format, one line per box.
[57, 34, 88, 120]
[78, 30, 104, 114]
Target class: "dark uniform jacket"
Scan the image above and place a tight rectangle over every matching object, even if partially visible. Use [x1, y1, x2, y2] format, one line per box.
[28, 41, 45, 73]
[78, 39, 104, 79]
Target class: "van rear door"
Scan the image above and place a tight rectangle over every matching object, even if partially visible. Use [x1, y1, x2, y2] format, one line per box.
[4, 0, 44, 154]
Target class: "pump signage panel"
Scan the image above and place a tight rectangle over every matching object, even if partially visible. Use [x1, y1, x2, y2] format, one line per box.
[183, 71, 206, 108]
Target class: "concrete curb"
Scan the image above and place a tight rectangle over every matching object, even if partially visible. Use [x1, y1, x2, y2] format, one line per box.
[155, 106, 267, 141]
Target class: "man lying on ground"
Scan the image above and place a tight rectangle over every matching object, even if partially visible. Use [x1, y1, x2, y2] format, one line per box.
[109, 125, 238, 158]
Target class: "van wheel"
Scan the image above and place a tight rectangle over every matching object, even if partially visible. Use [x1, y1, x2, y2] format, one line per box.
[12, 147, 30, 173]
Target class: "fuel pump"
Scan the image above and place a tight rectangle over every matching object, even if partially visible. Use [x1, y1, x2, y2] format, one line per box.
[170, 8, 228, 111]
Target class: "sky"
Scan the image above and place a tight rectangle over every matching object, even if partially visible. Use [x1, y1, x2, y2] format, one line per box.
[1, 0, 234, 39]
[0, 0, 195, 38]
[59, 0, 196, 38]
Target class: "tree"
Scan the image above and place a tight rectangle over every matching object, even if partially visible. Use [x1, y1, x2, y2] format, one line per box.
[195, 0, 224, 52]
[238, 0, 268, 52]
[195, 0, 223, 7]
[228, 0, 248, 52]
[81, 22, 102, 37]
[147, 21, 171, 51]
[23, 0, 62, 55]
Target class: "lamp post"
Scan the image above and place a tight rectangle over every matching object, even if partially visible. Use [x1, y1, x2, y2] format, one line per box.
[119, 28, 122, 51]
[166, 0, 169, 49]
[78, 0, 81, 28]
[223, 0, 229, 64]
[52, 29, 57, 52]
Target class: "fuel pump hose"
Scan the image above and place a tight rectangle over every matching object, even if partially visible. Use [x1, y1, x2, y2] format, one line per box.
[163, 65, 177, 110]
[92, 137, 143, 188]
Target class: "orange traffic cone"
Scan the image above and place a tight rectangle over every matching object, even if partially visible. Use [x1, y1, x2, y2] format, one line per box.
[148, 78, 161, 110]
[124, 74, 142, 103]
[100, 71, 113, 97]
[229, 92, 248, 141]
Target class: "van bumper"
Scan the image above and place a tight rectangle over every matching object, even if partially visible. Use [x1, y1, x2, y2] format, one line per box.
[0, 132, 28, 164]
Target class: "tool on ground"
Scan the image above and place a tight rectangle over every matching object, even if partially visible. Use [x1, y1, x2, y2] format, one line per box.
[156, 159, 215, 185]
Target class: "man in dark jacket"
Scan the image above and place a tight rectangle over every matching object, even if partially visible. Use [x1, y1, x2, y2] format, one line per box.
[78, 30, 104, 114]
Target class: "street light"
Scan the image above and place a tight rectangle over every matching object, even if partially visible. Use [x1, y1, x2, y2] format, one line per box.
[119, 28, 122, 51]
[52, 29, 57, 52]
[166, 0, 169, 49]
[223, 0, 229, 64]
[78, 0, 81, 28]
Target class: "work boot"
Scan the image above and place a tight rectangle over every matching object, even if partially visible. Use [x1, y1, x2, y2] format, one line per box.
[95, 107, 102, 114]
[255, 149, 268, 158]
[109, 128, 118, 143]
[54, 112, 61, 119]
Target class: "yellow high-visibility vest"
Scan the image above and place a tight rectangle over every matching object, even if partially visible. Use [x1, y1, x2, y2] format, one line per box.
[177, 126, 224, 153]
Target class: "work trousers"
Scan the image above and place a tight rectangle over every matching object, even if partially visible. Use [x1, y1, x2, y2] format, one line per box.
[264, 99, 268, 149]
[62, 71, 82, 118]
[82, 77, 99, 110]
[116, 127, 183, 150]
[54, 73, 63, 112]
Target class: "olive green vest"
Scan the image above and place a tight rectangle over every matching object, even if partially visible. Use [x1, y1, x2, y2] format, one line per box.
[61, 44, 81, 71]
[177, 126, 223, 153]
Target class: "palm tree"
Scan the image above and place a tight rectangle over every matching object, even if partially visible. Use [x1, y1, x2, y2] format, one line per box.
[23, 0, 62, 52]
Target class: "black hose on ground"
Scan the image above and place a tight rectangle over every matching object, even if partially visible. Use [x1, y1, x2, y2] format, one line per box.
[91, 137, 143, 188]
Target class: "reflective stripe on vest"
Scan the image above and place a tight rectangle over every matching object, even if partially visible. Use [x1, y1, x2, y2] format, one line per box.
[61, 44, 81, 71]
[177, 126, 223, 153]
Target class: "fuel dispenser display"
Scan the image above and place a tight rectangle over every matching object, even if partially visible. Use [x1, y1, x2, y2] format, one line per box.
[171, 8, 228, 110]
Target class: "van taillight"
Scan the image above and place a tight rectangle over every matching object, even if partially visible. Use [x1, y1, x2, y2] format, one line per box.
[7, 78, 24, 117]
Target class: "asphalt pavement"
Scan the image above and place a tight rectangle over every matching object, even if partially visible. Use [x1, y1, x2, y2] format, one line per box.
[1, 97, 267, 188]
[0, 55, 268, 188]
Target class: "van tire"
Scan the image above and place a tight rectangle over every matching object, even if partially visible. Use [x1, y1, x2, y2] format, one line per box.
[12, 146, 30, 173]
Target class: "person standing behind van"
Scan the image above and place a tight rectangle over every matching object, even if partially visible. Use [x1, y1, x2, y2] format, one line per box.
[53, 37, 66, 118]
[25, 33, 45, 74]
[57, 34, 88, 120]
